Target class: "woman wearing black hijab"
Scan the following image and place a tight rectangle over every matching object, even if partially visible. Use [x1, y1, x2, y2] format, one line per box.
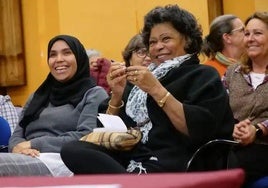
[0, 35, 108, 176]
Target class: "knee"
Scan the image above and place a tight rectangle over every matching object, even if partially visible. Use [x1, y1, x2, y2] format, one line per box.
[60, 140, 80, 161]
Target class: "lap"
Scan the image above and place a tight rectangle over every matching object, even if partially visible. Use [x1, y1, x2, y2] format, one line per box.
[0, 153, 51, 176]
[61, 141, 127, 174]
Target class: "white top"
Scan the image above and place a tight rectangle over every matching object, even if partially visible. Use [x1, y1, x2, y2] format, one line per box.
[250, 72, 265, 89]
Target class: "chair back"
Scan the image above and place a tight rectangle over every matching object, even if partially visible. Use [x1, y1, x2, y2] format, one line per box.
[186, 139, 240, 172]
[0, 116, 11, 151]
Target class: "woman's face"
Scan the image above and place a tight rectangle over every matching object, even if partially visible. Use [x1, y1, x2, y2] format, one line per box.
[48, 40, 77, 82]
[148, 22, 186, 65]
[130, 48, 151, 66]
[229, 18, 245, 57]
[244, 18, 268, 60]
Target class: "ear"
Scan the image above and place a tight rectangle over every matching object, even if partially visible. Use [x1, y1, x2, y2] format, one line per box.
[222, 33, 232, 44]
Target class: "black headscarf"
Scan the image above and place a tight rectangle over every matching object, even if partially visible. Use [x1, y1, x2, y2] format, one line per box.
[19, 35, 96, 128]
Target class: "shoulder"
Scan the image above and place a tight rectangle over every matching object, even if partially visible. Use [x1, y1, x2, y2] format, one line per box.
[204, 59, 227, 75]
[178, 54, 219, 75]
[225, 63, 241, 77]
[83, 86, 109, 101]
[166, 63, 222, 92]
[203, 59, 218, 66]
[180, 63, 220, 77]
[76, 86, 108, 110]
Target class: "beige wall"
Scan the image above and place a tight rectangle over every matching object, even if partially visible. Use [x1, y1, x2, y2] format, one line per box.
[223, 0, 268, 21]
[7, 0, 210, 106]
[58, 0, 209, 61]
[7, 0, 268, 106]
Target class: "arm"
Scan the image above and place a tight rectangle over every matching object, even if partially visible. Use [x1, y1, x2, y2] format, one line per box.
[181, 67, 234, 142]
[125, 65, 188, 133]
[127, 64, 233, 142]
[30, 87, 108, 153]
[148, 81, 188, 134]
[8, 94, 34, 152]
[106, 62, 127, 115]
[11, 87, 108, 153]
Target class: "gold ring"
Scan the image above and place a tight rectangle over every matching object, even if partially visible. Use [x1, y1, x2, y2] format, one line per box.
[135, 70, 138, 75]
[133, 77, 137, 82]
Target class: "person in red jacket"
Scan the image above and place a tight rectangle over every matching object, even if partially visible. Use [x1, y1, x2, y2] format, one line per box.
[86, 49, 111, 95]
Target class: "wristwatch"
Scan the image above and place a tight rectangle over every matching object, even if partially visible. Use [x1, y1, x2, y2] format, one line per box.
[157, 92, 170, 108]
[254, 124, 263, 138]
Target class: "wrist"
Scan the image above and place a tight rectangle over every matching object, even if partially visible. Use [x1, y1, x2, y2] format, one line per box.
[253, 124, 264, 138]
[109, 94, 123, 106]
[108, 100, 124, 109]
[157, 91, 170, 108]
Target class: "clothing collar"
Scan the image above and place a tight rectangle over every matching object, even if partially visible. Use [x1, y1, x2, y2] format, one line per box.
[215, 52, 237, 66]
[234, 65, 268, 87]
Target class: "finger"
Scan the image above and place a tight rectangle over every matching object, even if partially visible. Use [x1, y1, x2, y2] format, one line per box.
[126, 75, 138, 82]
[32, 149, 40, 156]
[111, 65, 126, 76]
[109, 72, 113, 80]
[233, 130, 243, 138]
[110, 74, 127, 84]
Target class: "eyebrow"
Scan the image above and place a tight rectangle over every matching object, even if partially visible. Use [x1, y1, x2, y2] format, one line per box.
[50, 47, 71, 52]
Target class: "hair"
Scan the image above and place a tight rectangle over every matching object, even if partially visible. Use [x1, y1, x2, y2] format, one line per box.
[241, 11, 268, 74]
[142, 4, 203, 54]
[20, 35, 96, 128]
[202, 14, 238, 58]
[122, 33, 147, 67]
[86, 49, 101, 60]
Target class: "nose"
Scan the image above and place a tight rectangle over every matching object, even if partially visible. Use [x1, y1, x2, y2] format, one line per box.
[246, 32, 255, 41]
[144, 55, 151, 61]
[154, 41, 164, 50]
[56, 53, 64, 61]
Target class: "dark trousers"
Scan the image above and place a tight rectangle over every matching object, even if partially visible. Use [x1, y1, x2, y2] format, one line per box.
[61, 140, 127, 174]
[235, 144, 268, 187]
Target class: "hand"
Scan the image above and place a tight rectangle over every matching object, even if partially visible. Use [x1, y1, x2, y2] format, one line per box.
[12, 141, 40, 157]
[89, 57, 101, 70]
[126, 65, 161, 94]
[107, 62, 127, 96]
[12, 141, 31, 153]
[233, 119, 255, 145]
[19, 148, 40, 157]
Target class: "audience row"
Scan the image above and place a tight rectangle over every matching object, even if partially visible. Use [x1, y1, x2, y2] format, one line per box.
[0, 4, 268, 188]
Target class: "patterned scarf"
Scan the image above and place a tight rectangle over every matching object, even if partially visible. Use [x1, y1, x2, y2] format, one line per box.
[215, 52, 237, 66]
[125, 54, 191, 143]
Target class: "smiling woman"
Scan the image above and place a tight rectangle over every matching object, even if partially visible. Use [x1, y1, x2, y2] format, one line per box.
[222, 11, 268, 186]
[48, 41, 78, 82]
[60, 5, 235, 175]
[0, 35, 109, 176]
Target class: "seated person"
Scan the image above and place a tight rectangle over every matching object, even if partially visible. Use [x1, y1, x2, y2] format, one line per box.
[202, 14, 245, 77]
[0, 35, 108, 176]
[122, 33, 151, 67]
[86, 49, 111, 95]
[0, 95, 19, 134]
[223, 12, 268, 187]
[0, 117, 11, 148]
[61, 5, 235, 174]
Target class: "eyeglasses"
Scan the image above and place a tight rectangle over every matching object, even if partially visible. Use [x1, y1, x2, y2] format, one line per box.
[133, 48, 148, 58]
[230, 26, 245, 34]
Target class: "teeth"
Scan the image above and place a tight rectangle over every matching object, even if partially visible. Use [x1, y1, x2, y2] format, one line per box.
[55, 66, 68, 73]
[55, 66, 67, 70]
